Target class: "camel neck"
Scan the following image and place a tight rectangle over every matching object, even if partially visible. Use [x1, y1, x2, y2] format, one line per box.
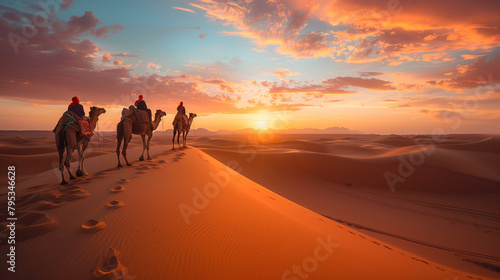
[188, 117, 193, 129]
[89, 113, 98, 130]
[151, 115, 162, 131]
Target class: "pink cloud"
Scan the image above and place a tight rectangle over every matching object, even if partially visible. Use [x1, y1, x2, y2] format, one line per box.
[95, 24, 124, 38]
[427, 56, 500, 89]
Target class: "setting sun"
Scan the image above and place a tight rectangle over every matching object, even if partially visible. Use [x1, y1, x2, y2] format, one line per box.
[254, 120, 270, 130]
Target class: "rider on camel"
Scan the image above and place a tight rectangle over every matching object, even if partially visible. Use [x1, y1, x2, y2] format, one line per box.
[174, 101, 188, 126]
[134, 95, 152, 123]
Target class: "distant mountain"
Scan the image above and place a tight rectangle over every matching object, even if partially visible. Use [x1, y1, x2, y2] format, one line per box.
[275, 127, 362, 134]
[157, 127, 361, 135]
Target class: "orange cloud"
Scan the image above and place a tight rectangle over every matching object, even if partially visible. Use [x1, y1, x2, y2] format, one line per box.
[172, 7, 196, 13]
[195, 0, 499, 62]
[273, 68, 300, 81]
[102, 53, 111, 62]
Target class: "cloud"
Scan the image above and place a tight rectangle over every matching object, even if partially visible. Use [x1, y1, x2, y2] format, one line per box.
[172, 7, 196, 13]
[427, 56, 500, 89]
[146, 62, 162, 69]
[61, 0, 74, 10]
[112, 52, 139, 57]
[194, 0, 499, 61]
[273, 68, 299, 81]
[102, 53, 111, 62]
[3, 11, 20, 21]
[265, 74, 406, 95]
[323, 76, 396, 91]
[197, 0, 334, 58]
[50, 11, 123, 39]
[0, 5, 337, 117]
[199, 34, 206, 39]
[95, 24, 124, 38]
[358, 71, 384, 77]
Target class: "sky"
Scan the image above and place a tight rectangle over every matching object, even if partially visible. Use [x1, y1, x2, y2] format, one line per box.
[0, 0, 499, 134]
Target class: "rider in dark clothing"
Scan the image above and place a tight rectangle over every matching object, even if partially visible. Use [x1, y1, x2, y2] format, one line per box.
[173, 101, 188, 126]
[68, 96, 85, 118]
[134, 95, 152, 123]
[177, 101, 186, 115]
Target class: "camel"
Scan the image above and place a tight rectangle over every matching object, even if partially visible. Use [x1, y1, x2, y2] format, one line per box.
[54, 106, 106, 185]
[116, 109, 166, 167]
[172, 113, 197, 150]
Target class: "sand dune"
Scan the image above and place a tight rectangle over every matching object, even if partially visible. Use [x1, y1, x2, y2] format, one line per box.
[199, 134, 500, 278]
[0, 132, 498, 279]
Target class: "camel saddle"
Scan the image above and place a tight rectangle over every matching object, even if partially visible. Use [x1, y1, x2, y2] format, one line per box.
[173, 112, 188, 126]
[122, 106, 150, 124]
[56, 111, 93, 137]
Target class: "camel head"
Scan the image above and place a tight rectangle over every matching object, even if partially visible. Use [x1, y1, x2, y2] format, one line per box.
[189, 113, 197, 119]
[89, 106, 106, 118]
[155, 109, 166, 119]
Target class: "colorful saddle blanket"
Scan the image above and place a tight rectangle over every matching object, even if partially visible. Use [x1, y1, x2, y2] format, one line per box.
[64, 111, 93, 136]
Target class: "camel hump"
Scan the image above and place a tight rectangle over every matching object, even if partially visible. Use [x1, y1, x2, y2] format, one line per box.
[122, 108, 134, 119]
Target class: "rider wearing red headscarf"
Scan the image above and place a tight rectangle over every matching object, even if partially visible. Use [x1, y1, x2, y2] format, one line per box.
[68, 96, 85, 118]
[175, 101, 188, 125]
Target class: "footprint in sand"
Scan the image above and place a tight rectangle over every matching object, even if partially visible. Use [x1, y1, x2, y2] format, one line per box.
[64, 189, 91, 201]
[81, 219, 106, 232]
[58, 185, 80, 192]
[119, 179, 131, 184]
[157, 159, 167, 163]
[152, 165, 163, 169]
[35, 199, 66, 210]
[0, 211, 59, 241]
[106, 200, 125, 208]
[110, 186, 125, 193]
[93, 248, 129, 279]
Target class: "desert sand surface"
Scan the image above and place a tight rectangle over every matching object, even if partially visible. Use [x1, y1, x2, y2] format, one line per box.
[0, 131, 499, 279]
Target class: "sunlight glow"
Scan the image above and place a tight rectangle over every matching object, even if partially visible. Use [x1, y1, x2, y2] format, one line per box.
[254, 120, 270, 130]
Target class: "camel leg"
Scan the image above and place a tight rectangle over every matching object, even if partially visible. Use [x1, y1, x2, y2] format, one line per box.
[185, 130, 190, 148]
[116, 135, 123, 167]
[76, 144, 83, 177]
[116, 122, 124, 167]
[57, 141, 67, 185]
[146, 134, 152, 160]
[122, 134, 132, 166]
[172, 125, 177, 150]
[55, 129, 68, 185]
[139, 135, 146, 161]
[79, 140, 89, 176]
[177, 130, 181, 150]
[64, 144, 76, 180]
